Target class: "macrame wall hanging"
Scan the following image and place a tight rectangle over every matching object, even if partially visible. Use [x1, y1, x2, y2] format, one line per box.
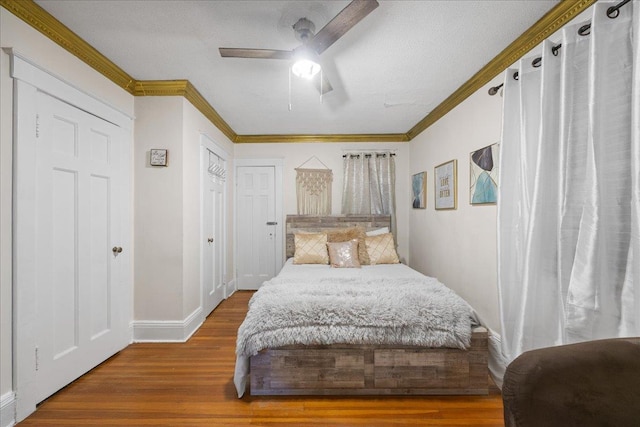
[295, 156, 332, 215]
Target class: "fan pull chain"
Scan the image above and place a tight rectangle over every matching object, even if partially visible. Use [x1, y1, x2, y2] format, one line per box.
[320, 69, 323, 104]
[288, 67, 292, 111]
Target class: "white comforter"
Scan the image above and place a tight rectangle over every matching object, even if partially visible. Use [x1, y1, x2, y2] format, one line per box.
[233, 260, 475, 397]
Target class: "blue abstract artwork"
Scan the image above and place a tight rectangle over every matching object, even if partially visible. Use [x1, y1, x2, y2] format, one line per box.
[412, 172, 427, 209]
[470, 143, 499, 205]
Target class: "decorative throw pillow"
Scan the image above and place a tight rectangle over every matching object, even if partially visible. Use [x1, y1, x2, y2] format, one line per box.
[293, 232, 329, 264]
[325, 226, 370, 265]
[327, 239, 361, 268]
[365, 233, 400, 265]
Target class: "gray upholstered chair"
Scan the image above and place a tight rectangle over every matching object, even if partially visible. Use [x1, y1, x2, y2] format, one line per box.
[502, 338, 640, 427]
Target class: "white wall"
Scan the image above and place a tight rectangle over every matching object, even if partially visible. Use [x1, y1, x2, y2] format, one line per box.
[233, 142, 411, 262]
[134, 97, 185, 321]
[408, 76, 504, 333]
[134, 96, 235, 326]
[0, 34, 13, 409]
[0, 8, 134, 403]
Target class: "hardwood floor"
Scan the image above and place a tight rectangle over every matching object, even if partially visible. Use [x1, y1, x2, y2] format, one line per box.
[20, 291, 505, 426]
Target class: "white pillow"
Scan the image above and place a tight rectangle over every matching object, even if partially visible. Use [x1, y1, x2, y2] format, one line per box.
[366, 227, 389, 237]
[327, 239, 361, 268]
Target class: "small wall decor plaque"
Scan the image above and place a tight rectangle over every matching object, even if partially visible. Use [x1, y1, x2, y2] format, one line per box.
[150, 149, 168, 166]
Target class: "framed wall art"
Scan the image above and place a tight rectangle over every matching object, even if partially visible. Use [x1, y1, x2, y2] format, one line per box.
[150, 148, 168, 166]
[411, 172, 427, 209]
[470, 143, 499, 205]
[434, 159, 457, 210]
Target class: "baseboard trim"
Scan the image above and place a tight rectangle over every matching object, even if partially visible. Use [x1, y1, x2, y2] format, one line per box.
[132, 307, 203, 342]
[225, 279, 236, 299]
[0, 391, 16, 427]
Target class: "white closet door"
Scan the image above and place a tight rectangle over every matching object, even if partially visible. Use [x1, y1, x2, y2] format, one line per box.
[202, 147, 225, 316]
[34, 91, 128, 403]
[236, 166, 277, 289]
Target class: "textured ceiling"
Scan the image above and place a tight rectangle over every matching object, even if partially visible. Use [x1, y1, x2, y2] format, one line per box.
[34, 0, 559, 137]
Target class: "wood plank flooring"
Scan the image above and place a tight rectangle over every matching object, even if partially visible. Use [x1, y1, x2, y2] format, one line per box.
[20, 291, 504, 426]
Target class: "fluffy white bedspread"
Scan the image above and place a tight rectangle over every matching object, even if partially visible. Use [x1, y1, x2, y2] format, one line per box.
[234, 275, 474, 397]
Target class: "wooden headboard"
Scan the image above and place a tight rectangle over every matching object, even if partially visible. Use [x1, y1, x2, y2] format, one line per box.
[285, 215, 391, 258]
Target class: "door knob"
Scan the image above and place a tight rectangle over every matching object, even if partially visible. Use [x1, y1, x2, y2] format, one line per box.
[207, 237, 214, 243]
[112, 246, 123, 254]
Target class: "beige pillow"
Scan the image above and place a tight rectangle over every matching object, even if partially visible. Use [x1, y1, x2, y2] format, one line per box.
[365, 233, 400, 265]
[325, 226, 370, 265]
[327, 239, 361, 268]
[293, 232, 329, 264]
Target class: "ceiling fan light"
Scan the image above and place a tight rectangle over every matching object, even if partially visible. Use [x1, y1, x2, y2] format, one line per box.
[291, 59, 321, 79]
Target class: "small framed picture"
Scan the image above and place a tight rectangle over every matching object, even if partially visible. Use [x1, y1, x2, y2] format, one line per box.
[150, 149, 168, 166]
[434, 159, 457, 210]
[412, 172, 427, 209]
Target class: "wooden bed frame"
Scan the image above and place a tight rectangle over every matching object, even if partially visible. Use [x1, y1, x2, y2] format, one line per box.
[248, 215, 489, 396]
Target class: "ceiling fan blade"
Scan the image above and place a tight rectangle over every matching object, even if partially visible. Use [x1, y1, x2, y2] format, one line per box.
[314, 72, 333, 95]
[307, 0, 379, 55]
[219, 48, 293, 60]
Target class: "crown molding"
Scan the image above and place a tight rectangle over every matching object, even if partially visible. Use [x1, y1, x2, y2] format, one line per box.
[133, 80, 189, 96]
[1, 0, 239, 141]
[406, 0, 597, 140]
[0, 0, 136, 94]
[235, 133, 409, 144]
[133, 80, 238, 142]
[183, 81, 238, 143]
[3, 0, 596, 144]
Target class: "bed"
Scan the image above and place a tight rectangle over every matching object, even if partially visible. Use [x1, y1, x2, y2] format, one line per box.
[234, 215, 488, 397]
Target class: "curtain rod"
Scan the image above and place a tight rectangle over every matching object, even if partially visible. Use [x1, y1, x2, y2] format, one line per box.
[341, 149, 397, 152]
[488, 0, 631, 96]
[342, 153, 396, 158]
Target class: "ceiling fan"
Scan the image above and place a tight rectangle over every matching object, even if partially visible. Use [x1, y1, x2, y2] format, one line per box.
[219, 0, 379, 95]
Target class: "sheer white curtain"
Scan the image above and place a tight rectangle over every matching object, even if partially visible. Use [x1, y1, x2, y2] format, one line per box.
[342, 152, 396, 233]
[497, 0, 640, 371]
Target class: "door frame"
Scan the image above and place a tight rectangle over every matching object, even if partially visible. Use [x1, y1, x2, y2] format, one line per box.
[199, 133, 228, 312]
[233, 159, 284, 288]
[8, 49, 133, 422]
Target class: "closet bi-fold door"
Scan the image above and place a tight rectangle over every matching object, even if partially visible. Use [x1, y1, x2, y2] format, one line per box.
[202, 147, 225, 316]
[34, 91, 128, 403]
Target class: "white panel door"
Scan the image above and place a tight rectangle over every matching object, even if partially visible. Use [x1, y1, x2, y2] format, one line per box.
[34, 91, 128, 403]
[236, 166, 277, 289]
[202, 148, 225, 316]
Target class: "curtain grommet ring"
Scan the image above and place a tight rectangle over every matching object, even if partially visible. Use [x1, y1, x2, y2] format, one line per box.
[578, 24, 591, 36]
[607, 7, 620, 18]
[606, 0, 631, 19]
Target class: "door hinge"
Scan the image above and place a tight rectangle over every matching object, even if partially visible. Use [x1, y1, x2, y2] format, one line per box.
[35, 346, 39, 371]
[35, 114, 40, 138]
